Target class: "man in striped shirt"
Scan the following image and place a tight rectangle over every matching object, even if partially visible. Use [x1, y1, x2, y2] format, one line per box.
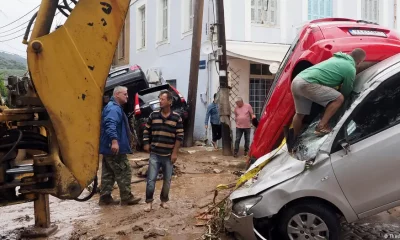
[143, 90, 184, 212]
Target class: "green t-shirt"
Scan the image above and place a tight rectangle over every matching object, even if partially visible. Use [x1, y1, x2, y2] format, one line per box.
[298, 52, 356, 97]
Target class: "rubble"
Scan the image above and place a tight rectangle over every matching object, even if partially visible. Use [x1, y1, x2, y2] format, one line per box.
[213, 169, 222, 174]
[137, 165, 149, 176]
[194, 141, 206, 146]
[143, 228, 166, 238]
[129, 157, 149, 168]
[132, 225, 144, 232]
[218, 160, 246, 169]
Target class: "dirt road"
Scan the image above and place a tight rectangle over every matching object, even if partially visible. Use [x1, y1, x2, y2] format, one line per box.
[0, 146, 245, 240]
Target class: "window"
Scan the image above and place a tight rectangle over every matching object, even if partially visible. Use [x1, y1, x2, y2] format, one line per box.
[182, 0, 194, 33]
[166, 79, 177, 88]
[157, 0, 169, 42]
[361, 0, 379, 23]
[139, 6, 146, 48]
[162, 0, 168, 40]
[189, 0, 194, 30]
[117, 25, 125, 59]
[308, 0, 332, 20]
[249, 64, 274, 119]
[251, 0, 277, 25]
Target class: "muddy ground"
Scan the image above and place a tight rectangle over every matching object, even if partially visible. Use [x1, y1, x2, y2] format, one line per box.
[2, 146, 400, 240]
[0, 146, 245, 240]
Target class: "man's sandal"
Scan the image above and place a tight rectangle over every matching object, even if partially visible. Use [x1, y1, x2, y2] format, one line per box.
[314, 125, 332, 136]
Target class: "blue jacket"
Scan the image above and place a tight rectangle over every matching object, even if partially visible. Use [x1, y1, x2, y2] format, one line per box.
[99, 97, 132, 155]
[205, 102, 220, 125]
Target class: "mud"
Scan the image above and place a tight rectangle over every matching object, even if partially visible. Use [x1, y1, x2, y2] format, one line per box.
[0, 147, 243, 240]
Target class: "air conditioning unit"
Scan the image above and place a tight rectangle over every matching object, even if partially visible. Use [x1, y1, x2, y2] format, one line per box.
[146, 68, 162, 85]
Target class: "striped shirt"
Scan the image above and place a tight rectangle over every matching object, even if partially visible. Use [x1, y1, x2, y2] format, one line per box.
[143, 111, 184, 156]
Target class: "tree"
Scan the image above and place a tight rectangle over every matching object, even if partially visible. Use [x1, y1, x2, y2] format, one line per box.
[0, 72, 7, 98]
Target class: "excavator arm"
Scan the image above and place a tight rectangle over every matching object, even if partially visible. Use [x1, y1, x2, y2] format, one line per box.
[26, 0, 130, 198]
[0, 0, 130, 234]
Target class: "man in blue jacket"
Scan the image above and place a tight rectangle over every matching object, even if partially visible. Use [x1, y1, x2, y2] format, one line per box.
[99, 86, 141, 206]
[205, 93, 221, 149]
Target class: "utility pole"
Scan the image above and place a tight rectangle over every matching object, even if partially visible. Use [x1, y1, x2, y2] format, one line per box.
[215, 0, 233, 156]
[183, 0, 204, 147]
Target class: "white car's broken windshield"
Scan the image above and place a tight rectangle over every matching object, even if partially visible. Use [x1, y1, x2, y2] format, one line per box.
[292, 85, 363, 161]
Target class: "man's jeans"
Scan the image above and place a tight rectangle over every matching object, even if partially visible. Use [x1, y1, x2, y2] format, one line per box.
[145, 153, 174, 203]
[234, 128, 251, 154]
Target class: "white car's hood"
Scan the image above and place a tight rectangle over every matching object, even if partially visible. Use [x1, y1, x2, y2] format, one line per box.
[230, 146, 306, 200]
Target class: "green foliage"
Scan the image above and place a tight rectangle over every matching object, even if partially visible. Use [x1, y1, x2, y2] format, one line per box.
[0, 81, 7, 98]
[0, 52, 27, 70]
[0, 72, 6, 98]
[0, 58, 26, 70]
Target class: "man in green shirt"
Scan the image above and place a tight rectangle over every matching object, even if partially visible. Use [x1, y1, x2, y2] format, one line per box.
[291, 48, 366, 138]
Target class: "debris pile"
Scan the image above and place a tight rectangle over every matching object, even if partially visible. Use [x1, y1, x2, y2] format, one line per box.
[195, 185, 235, 240]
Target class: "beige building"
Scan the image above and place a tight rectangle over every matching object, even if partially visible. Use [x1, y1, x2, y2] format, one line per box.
[112, 11, 130, 67]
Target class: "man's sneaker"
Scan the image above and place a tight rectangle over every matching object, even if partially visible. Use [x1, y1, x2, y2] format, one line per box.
[244, 151, 248, 157]
[98, 194, 119, 206]
[233, 152, 238, 158]
[121, 195, 142, 206]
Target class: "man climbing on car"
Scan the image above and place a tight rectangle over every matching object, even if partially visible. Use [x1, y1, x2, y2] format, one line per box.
[290, 48, 366, 141]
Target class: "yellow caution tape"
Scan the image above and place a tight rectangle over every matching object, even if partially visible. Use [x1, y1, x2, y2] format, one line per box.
[216, 184, 230, 190]
[234, 138, 287, 189]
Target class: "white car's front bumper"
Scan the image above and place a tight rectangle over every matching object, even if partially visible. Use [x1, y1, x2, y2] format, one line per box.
[224, 212, 268, 240]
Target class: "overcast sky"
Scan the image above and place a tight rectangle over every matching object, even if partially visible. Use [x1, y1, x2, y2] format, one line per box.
[0, 0, 67, 58]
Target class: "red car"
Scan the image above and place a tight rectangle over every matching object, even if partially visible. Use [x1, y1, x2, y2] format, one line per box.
[249, 18, 400, 164]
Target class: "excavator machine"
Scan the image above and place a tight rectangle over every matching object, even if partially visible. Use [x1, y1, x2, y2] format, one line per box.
[0, 0, 130, 237]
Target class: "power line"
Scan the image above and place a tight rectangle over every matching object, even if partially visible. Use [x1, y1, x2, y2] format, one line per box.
[0, 42, 26, 54]
[0, 22, 34, 38]
[0, 4, 40, 29]
[0, 43, 26, 58]
[0, 19, 30, 34]
[0, 33, 28, 43]
[0, 7, 65, 42]
[0, 0, 69, 35]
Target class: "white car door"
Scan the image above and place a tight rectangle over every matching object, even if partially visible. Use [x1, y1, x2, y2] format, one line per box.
[329, 72, 400, 215]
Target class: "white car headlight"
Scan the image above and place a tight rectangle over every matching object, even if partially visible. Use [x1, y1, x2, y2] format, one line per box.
[232, 196, 262, 217]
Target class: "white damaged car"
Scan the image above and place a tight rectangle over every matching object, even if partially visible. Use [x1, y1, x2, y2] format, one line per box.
[224, 53, 400, 240]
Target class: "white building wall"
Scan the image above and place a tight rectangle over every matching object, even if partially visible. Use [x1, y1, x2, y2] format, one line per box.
[129, 0, 400, 143]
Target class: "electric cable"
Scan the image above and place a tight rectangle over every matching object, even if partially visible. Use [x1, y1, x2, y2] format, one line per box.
[0, 4, 40, 29]
[0, 129, 22, 164]
[0, 22, 33, 37]
[0, 33, 27, 43]
[74, 176, 98, 202]
[0, 0, 74, 42]
[0, 19, 30, 35]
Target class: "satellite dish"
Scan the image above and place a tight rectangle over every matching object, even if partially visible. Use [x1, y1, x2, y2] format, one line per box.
[201, 40, 214, 55]
[269, 62, 280, 74]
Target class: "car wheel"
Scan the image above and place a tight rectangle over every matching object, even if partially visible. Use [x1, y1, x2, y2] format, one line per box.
[277, 202, 340, 240]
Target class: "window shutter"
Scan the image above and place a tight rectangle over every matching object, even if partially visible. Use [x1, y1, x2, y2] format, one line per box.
[373, 0, 378, 22]
[326, 0, 332, 17]
[319, 0, 324, 17]
[270, 0, 277, 24]
[163, 0, 168, 40]
[251, 0, 255, 21]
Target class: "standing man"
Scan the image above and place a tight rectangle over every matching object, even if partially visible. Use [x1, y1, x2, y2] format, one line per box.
[233, 97, 256, 158]
[99, 86, 141, 206]
[143, 90, 184, 212]
[291, 48, 366, 139]
[205, 93, 221, 149]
